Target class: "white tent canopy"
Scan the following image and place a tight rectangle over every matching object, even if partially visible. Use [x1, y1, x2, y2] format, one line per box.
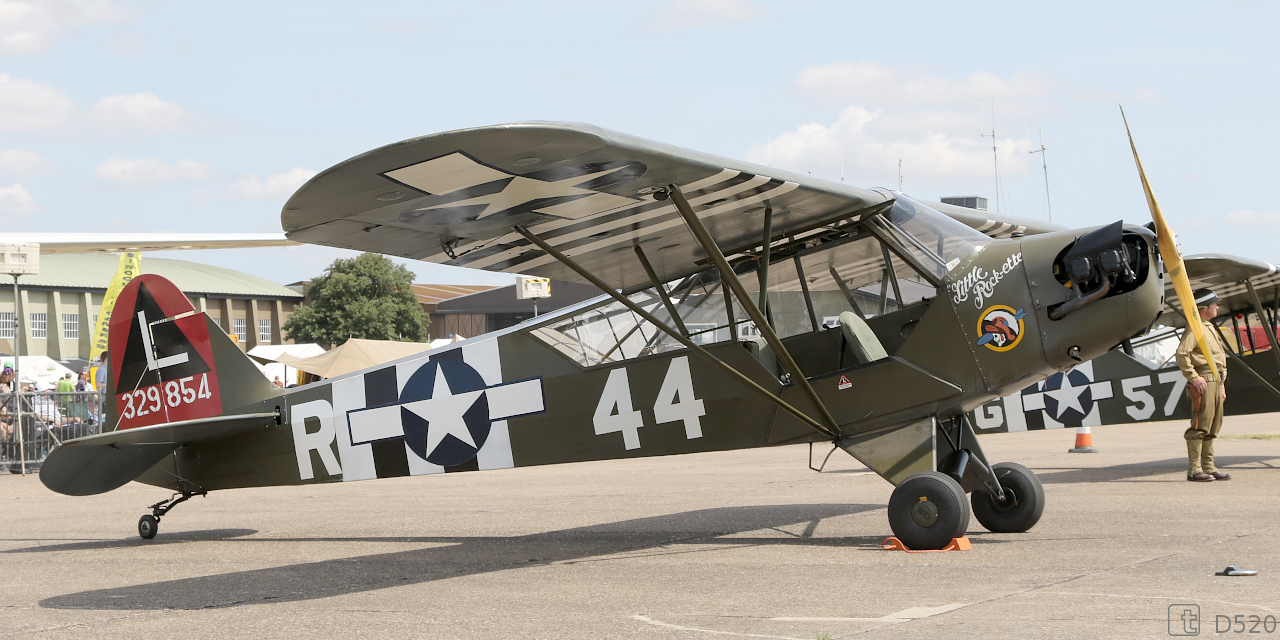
[1, 355, 75, 386]
[274, 339, 436, 379]
[248, 343, 326, 386]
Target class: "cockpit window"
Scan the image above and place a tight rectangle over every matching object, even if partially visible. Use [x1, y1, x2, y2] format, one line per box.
[524, 193, 993, 366]
[885, 193, 988, 277]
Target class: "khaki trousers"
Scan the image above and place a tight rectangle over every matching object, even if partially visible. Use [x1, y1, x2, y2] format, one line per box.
[1184, 378, 1224, 475]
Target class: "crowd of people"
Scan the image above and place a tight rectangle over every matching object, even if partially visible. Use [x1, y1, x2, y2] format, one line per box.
[0, 365, 104, 471]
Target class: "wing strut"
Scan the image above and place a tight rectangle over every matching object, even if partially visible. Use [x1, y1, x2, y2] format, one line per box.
[633, 246, 689, 336]
[790, 239, 820, 331]
[512, 226, 838, 439]
[1244, 278, 1280, 371]
[757, 205, 774, 322]
[666, 184, 843, 438]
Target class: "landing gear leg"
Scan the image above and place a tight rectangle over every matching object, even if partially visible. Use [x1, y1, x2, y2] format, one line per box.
[138, 490, 206, 540]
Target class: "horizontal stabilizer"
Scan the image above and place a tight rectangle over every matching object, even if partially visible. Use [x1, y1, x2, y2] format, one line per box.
[40, 412, 278, 496]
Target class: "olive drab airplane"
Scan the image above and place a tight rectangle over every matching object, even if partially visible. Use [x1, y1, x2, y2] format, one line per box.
[41, 122, 1172, 550]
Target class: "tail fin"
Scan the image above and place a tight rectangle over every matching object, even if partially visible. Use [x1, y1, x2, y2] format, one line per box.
[104, 274, 279, 432]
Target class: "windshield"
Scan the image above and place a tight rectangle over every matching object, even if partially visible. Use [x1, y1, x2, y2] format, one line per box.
[884, 193, 989, 278]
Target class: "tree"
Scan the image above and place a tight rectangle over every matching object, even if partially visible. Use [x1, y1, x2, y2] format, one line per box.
[283, 253, 429, 348]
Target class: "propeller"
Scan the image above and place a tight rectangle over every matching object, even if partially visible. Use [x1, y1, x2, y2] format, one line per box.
[1120, 106, 1221, 381]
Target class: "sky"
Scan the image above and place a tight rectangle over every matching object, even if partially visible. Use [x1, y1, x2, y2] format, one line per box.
[1, 0, 1278, 286]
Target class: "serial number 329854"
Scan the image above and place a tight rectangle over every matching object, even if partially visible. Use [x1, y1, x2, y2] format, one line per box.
[121, 374, 213, 419]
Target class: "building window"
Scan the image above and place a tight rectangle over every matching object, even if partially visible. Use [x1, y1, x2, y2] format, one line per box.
[30, 313, 46, 339]
[92, 314, 99, 330]
[232, 318, 246, 342]
[62, 314, 79, 339]
[258, 319, 271, 343]
[0, 312, 12, 339]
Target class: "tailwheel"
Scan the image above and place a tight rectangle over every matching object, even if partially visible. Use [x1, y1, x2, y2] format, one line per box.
[887, 471, 970, 550]
[138, 514, 158, 540]
[136, 490, 206, 540]
[971, 462, 1045, 533]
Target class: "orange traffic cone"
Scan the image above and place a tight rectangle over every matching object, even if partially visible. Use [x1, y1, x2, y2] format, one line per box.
[1069, 426, 1098, 453]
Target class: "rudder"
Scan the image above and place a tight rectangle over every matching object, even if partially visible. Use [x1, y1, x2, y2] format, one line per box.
[104, 274, 280, 432]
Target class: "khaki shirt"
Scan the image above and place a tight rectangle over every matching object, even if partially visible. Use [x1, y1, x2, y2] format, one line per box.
[1176, 319, 1228, 382]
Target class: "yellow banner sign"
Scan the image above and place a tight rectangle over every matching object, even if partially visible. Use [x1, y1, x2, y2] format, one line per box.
[89, 252, 141, 363]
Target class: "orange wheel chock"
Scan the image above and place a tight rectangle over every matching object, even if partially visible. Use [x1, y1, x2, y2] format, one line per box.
[881, 536, 972, 552]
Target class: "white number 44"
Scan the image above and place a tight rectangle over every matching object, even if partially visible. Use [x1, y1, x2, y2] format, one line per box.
[593, 356, 705, 450]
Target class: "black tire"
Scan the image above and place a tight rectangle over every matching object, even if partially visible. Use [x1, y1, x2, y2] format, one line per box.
[138, 515, 158, 540]
[971, 462, 1045, 533]
[887, 471, 970, 550]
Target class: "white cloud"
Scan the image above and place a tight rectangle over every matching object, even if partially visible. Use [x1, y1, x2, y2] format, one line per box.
[0, 183, 35, 216]
[748, 105, 1034, 187]
[646, 0, 765, 30]
[0, 149, 49, 176]
[1225, 209, 1280, 226]
[749, 63, 1045, 189]
[225, 168, 318, 200]
[87, 92, 192, 133]
[795, 62, 1052, 108]
[0, 73, 77, 132]
[94, 155, 212, 184]
[0, 0, 126, 54]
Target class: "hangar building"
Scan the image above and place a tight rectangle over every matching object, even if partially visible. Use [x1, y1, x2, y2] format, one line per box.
[0, 254, 303, 365]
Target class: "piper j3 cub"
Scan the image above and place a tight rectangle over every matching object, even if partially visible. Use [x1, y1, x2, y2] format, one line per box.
[42, 123, 1165, 549]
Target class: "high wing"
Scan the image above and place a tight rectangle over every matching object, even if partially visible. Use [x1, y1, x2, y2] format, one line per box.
[1170, 254, 1280, 325]
[282, 122, 893, 292]
[1, 233, 298, 254]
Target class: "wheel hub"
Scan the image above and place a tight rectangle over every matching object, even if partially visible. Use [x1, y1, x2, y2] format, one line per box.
[911, 498, 939, 527]
[991, 487, 1019, 513]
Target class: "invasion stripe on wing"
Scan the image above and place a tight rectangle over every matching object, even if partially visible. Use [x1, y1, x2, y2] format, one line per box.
[455, 173, 773, 270]
[504, 180, 801, 272]
[476, 175, 780, 270]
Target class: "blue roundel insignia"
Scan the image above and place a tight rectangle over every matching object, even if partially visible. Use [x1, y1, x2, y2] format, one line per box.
[399, 359, 491, 467]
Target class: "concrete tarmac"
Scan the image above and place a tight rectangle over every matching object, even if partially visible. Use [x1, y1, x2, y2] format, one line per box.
[2, 415, 1278, 639]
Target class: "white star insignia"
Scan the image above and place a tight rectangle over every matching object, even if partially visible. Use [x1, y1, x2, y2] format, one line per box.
[1044, 374, 1087, 418]
[401, 371, 485, 457]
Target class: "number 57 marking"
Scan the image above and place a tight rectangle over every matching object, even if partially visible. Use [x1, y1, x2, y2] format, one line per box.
[1120, 371, 1187, 421]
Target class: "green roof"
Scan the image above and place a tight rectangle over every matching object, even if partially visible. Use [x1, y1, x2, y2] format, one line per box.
[9, 254, 302, 298]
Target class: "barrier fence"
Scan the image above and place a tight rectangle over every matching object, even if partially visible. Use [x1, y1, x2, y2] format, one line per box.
[1, 391, 106, 474]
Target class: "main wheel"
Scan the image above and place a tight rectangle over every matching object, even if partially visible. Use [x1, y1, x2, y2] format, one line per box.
[971, 462, 1045, 533]
[138, 514, 158, 540]
[887, 471, 970, 550]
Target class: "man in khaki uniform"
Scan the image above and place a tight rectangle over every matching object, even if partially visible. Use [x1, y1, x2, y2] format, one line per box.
[1175, 288, 1231, 482]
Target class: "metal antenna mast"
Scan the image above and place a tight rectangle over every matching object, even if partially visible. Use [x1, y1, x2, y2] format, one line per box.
[980, 97, 1004, 213]
[1029, 127, 1052, 222]
[897, 131, 903, 191]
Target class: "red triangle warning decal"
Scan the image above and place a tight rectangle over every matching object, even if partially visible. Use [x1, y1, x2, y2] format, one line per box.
[837, 375, 852, 390]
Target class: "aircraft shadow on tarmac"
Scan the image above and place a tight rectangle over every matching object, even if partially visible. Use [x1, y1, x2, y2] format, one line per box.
[41, 503, 888, 611]
[1, 529, 258, 554]
[1035, 455, 1279, 485]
